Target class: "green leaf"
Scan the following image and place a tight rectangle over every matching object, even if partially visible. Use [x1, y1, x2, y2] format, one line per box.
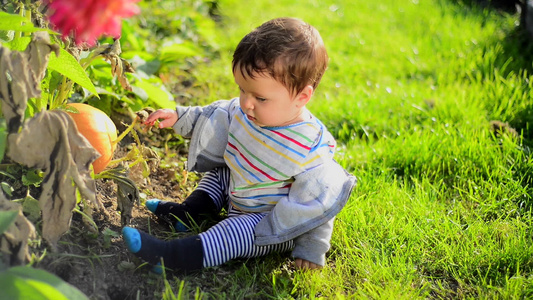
[0, 210, 18, 236]
[193, 14, 220, 49]
[22, 169, 43, 187]
[1, 182, 13, 197]
[1, 266, 89, 300]
[22, 195, 41, 223]
[0, 273, 68, 300]
[159, 42, 200, 63]
[120, 21, 142, 50]
[48, 48, 99, 97]
[133, 77, 175, 109]
[3, 35, 99, 98]
[4, 36, 31, 51]
[0, 12, 55, 34]
[130, 85, 148, 101]
[0, 30, 14, 43]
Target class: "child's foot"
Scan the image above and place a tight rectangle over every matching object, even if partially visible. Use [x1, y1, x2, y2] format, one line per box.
[122, 226, 172, 268]
[144, 199, 160, 214]
[123, 226, 142, 253]
[144, 199, 190, 232]
[121, 226, 204, 272]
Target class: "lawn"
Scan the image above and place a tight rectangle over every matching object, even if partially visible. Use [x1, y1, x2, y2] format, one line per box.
[177, 0, 533, 298]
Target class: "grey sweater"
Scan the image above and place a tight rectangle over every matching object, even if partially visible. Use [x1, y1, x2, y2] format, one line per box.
[173, 98, 357, 265]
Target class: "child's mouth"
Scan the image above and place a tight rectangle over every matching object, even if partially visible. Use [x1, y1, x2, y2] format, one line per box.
[247, 115, 256, 121]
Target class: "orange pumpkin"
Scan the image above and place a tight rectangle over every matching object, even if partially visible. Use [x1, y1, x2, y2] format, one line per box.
[66, 103, 117, 174]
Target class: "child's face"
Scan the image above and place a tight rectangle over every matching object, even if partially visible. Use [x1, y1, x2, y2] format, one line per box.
[234, 70, 311, 127]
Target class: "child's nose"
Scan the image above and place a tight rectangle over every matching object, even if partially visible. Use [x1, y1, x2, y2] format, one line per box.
[241, 96, 254, 110]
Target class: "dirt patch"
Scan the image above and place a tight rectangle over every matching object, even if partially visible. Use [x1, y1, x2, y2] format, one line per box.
[34, 161, 187, 299]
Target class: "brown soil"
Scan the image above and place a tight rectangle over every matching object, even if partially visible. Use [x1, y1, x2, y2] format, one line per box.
[37, 175, 170, 299]
[33, 137, 193, 299]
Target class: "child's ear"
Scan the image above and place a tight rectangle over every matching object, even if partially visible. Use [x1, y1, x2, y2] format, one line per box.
[295, 85, 314, 107]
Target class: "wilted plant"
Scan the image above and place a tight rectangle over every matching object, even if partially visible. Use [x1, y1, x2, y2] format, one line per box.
[0, 0, 146, 266]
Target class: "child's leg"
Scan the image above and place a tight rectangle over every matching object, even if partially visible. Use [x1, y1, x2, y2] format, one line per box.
[193, 166, 231, 210]
[200, 213, 294, 267]
[122, 213, 293, 272]
[122, 227, 203, 271]
[146, 167, 230, 230]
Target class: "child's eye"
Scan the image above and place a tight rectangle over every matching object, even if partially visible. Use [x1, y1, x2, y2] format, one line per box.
[256, 97, 267, 102]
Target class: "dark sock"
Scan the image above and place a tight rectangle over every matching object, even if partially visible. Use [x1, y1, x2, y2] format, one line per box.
[123, 227, 204, 271]
[153, 190, 218, 228]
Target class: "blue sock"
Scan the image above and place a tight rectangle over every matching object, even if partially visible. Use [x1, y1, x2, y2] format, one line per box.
[145, 199, 159, 214]
[122, 226, 204, 272]
[123, 227, 142, 253]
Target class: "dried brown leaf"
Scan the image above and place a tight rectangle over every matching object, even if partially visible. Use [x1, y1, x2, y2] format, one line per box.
[25, 31, 60, 83]
[98, 39, 133, 91]
[106, 166, 139, 226]
[0, 191, 36, 266]
[0, 32, 57, 134]
[7, 110, 100, 248]
[0, 50, 36, 133]
[135, 107, 155, 123]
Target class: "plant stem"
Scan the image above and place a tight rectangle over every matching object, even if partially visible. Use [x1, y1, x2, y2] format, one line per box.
[114, 117, 139, 146]
[25, 9, 31, 29]
[0, 163, 16, 171]
[15, 4, 24, 39]
[52, 76, 73, 109]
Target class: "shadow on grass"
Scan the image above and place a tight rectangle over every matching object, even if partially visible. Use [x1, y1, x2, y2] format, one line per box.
[446, 1, 533, 207]
[447, 0, 533, 138]
[447, 0, 522, 14]
[495, 26, 533, 144]
[171, 253, 296, 299]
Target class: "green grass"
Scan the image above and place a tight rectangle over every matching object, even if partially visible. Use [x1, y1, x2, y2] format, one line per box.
[165, 0, 533, 298]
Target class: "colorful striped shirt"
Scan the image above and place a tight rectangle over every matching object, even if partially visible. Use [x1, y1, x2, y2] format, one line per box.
[225, 107, 336, 212]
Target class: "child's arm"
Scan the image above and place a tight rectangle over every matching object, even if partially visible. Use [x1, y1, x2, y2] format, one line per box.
[291, 217, 335, 268]
[147, 99, 239, 172]
[144, 108, 178, 128]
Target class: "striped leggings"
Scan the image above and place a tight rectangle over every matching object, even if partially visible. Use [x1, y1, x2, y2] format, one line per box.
[194, 167, 294, 267]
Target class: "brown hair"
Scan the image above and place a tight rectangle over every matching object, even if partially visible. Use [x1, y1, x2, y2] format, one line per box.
[232, 17, 329, 96]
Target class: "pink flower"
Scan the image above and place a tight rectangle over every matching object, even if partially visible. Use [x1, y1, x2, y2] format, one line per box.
[45, 0, 140, 46]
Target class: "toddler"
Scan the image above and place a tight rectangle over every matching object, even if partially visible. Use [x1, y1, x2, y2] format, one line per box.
[122, 17, 356, 272]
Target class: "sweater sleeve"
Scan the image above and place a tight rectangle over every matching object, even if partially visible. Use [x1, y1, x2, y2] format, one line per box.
[254, 160, 356, 245]
[291, 218, 335, 266]
[172, 99, 239, 172]
[173, 105, 205, 138]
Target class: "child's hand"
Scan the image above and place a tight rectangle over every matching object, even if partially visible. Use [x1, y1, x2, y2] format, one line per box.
[144, 109, 178, 129]
[294, 258, 321, 270]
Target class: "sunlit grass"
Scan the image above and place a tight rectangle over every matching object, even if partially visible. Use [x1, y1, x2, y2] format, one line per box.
[168, 0, 533, 298]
